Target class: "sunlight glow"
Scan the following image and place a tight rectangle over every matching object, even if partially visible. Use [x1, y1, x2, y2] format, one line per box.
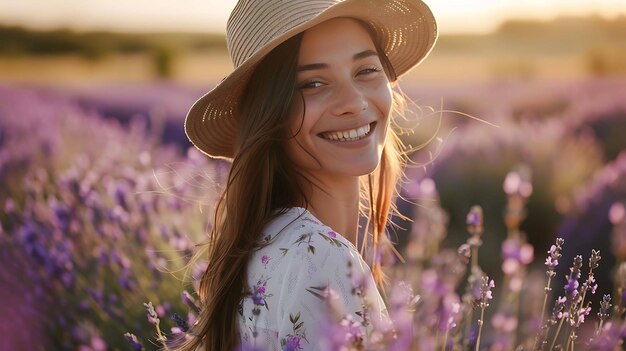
[0, 0, 625, 34]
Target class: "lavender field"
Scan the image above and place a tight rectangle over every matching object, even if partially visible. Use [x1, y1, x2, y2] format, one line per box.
[1, 77, 626, 350]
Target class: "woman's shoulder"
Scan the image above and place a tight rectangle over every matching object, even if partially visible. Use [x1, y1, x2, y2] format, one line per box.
[249, 207, 361, 274]
[264, 208, 359, 256]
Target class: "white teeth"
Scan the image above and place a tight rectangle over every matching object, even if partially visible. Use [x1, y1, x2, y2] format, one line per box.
[357, 126, 367, 136]
[321, 123, 371, 141]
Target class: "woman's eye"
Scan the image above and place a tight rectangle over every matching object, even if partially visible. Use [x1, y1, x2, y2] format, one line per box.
[358, 66, 382, 76]
[299, 81, 325, 90]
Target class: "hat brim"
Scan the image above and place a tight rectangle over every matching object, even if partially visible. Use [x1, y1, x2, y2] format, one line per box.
[185, 0, 438, 159]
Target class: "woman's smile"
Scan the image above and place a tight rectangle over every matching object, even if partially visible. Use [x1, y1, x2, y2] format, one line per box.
[319, 121, 375, 141]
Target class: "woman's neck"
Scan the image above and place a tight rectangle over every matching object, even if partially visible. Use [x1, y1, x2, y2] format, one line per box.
[302, 176, 361, 246]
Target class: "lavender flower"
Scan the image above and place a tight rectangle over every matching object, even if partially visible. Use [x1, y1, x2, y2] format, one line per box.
[501, 236, 534, 275]
[503, 168, 533, 198]
[123, 333, 144, 351]
[547, 255, 584, 351]
[475, 275, 494, 351]
[171, 313, 189, 332]
[478, 276, 495, 309]
[597, 294, 611, 323]
[466, 205, 484, 239]
[181, 290, 201, 314]
[565, 255, 583, 299]
[465, 206, 484, 273]
[144, 302, 159, 325]
[545, 238, 565, 275]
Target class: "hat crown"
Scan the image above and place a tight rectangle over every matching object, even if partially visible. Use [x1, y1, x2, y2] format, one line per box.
[226, 0, 342, 68]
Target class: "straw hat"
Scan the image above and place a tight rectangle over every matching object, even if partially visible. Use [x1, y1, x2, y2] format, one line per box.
[185, 0, 438, 159]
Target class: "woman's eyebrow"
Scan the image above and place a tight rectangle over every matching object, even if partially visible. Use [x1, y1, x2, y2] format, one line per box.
[353, 49, 378, 61]
[296, 49, 378, 72]
[297, 63, 328, 73]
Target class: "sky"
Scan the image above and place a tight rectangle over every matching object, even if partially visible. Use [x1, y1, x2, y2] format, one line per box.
[1, 0, 626, 35]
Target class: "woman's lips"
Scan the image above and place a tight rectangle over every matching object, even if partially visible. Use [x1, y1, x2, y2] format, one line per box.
[318, 122, 376, 142]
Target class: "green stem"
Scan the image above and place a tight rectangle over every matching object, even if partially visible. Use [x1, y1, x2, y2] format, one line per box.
[538, 276, 552, 326]
[475, 307, 485, 351]
[472, 246, 478, 271]
[548, 317, 565, 351]
[596, 319, 605, 335]
[154, 319, 169, 350]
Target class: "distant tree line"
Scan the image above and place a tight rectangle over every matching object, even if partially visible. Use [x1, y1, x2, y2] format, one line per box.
[0, 25, 227, 59]
[2, 15, 625, 76]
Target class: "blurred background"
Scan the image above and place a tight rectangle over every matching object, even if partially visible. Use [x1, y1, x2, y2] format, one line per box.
[1, 0, 626, 349]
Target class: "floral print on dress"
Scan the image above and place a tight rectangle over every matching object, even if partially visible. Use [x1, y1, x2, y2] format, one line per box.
[261, 255, 271, 269]
[251, 276, 272, 310]
[279, 229, 348, 256]
[246, 276, 275, 344]
[236, 208, 388, 350]
[317, 230, 347, 249]
[280, 312, 307, 350]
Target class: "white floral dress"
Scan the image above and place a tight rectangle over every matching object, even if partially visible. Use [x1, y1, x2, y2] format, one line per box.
[237, 207, 389, 350]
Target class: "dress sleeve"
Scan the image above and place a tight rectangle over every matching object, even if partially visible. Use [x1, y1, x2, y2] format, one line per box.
[275, 226, 388, 350]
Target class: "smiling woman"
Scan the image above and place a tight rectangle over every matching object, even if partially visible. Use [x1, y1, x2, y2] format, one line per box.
[175, 1, 437, 350]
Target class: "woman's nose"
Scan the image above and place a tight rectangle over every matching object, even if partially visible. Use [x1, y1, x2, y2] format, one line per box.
[330, 81, 368, 117]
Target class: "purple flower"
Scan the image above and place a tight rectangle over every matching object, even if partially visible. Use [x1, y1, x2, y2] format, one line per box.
[261, 255, 270, 268]
[572, 306, 591, 327]
[284, 336, 302, 350]
[502, 238, 534, 264]
[124, 333, 143, 350]
[328, 231, 337, 238]
[252, 294, 265, 306]
[501, 237, 534, 274]
[251, 278, 271, 307]
[552, 296, 567, 320]
[564, 255, 583, 300]
[144, 302, 159, 325]
[421, 268, 450, 297]
[181, 291, 201, 314]
[478, 276, 495, 308]
[564, 279, 579, 294]
[340, 315, 365, 343]
[437, 293, 461, 332]
[466, 206, 484, 233]
[545, 256, 559, 269]
[171, 313, 189, 332]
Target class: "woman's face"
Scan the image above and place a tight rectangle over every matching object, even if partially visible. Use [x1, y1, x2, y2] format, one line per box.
[285, 18, 393, 182]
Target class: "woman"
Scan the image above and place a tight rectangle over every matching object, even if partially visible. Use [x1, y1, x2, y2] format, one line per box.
[180, 0, 437, 350]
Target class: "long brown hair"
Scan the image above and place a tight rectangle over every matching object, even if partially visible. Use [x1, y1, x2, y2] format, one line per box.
[174, 20, 407, 351]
